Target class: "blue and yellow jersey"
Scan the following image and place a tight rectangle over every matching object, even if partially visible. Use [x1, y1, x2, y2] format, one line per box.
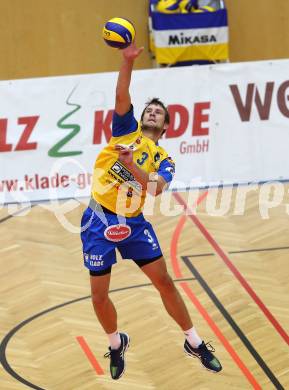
[91, 106, 175, 217]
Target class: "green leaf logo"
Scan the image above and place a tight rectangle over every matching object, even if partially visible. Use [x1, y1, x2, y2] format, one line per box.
[48, 86, 82, 157]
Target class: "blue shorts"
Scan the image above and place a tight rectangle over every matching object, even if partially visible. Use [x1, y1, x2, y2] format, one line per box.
[80, 206, 163, 272]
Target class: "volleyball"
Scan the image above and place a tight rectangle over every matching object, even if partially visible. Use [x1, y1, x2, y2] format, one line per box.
[102, 17, 135, 49]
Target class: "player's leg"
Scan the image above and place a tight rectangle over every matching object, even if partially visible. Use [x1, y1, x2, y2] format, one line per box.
[119, 215, 222, 372]
[118, 217, 194, 331]
[81, 207, 118, 335]
[139, 257, 222, 373]
[139, 256, 193, 330]
[90, 268, 115, 333]
[118, 217, 193, 331]
[81, 207, 129, 380]
[121, 214, 222, 373]
[90, 268, 130, 380]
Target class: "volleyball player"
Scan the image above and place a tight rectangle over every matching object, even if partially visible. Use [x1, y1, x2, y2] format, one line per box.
[80, 42, 222, 380]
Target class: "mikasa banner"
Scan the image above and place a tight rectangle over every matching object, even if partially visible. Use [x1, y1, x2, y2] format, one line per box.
[1, 59, 289, 204]
[150, 9, 229, 64]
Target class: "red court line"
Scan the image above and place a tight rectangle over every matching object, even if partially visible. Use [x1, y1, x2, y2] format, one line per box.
[170, 193, 262, 389]
[76, 336, 105, 375]
[173, 192, 289, 346]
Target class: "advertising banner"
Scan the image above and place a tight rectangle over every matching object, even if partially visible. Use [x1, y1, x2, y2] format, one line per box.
[1, 59, 289, 204]
[150, 8, 229, 64]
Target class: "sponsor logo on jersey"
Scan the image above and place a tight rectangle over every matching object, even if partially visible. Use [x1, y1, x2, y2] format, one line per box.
[110, 161, 142, 192]
[90, 260, 104, 267]
[84, 253, 104, 267]
[111, 162, 135, 182]
[104, 224, 132, 242]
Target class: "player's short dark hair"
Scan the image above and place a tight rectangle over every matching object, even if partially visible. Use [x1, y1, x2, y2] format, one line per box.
[141, 98, 170, 125]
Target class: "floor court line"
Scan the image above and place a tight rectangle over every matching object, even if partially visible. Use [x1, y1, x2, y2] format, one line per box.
[182, 256, 285, 389]
[170, 193, 262, 389]
[182, 245, 289, 258]
[0, 278, 196, 388]
[76, 336, 105, 375]
[173, 192, 289, 346]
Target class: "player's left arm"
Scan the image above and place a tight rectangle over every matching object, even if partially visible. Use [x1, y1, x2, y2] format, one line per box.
[115, 146, 175, 196]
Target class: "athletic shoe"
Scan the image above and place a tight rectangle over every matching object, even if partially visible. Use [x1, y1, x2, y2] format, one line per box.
[184, 340, 222, 373]
[104, 332, 130, 380]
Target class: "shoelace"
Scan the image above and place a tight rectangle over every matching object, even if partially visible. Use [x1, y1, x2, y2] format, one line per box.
[196, 341, 216, 363]
[204, 341, 215, 353]
[104, 348, 124, 361]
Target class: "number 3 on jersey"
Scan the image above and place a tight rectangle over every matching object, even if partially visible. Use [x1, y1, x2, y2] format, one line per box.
[144, 228, 158, 250]
[137, 152, 149, 166]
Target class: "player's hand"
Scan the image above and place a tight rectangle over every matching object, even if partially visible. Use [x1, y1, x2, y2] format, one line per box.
[122, 42, 144, 61]
[115, 144, 134, 167]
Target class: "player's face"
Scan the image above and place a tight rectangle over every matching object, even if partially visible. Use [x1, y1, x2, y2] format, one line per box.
[142, 104, 166, 131]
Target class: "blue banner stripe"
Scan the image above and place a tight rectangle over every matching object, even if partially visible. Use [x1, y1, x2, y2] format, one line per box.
[152, 9, 228, 30]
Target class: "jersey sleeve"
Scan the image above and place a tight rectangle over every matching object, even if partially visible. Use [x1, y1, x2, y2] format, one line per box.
[112, 105, 138, 137]
[157, 157, 175, 184]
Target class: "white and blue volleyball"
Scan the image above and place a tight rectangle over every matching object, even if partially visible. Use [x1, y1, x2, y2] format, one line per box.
[102, 17, 135, 49]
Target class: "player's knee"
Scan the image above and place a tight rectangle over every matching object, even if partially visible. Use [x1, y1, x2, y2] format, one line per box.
[91, 291, 109, 306]
[154, 273, 174, 292]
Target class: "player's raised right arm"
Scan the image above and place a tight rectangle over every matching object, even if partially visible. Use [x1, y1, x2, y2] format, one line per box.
[115, 43, 144, 116]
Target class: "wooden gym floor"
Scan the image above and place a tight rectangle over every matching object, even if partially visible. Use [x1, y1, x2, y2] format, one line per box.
[0, 185, 289, 389]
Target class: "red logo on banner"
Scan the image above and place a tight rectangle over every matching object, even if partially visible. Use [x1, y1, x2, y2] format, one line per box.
[229, 81, 289, 121]
[104, 224, 131, 242]
[92, 103, 211, 145]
